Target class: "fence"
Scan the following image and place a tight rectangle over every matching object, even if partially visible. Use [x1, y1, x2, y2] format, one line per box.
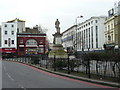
[2, 52, 120, 83]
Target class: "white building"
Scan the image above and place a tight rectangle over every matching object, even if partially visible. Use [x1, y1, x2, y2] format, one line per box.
[0, 26, 1, 47]
[1, 18, 25, 56]
[76, 16, 107, 52]
[62, 25, 76, 52]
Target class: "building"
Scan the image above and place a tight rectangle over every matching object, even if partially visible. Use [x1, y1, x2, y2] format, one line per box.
[0, 25, 1, 59]
[62, 25, 76, 52]
[0, 18, 49, 57]
[0, 26, 1, 47]
[17, 33, 46, 56]
[115, 15, 120, 48]
[104, 1, 120, 49]
[7, 18, 26, 33]
[76, 16, 107, 52]
[17, 25, 48, 56]
[104, 16, 116, 49]
[1, 18, 25, 57]
[24, 25, 40, 34]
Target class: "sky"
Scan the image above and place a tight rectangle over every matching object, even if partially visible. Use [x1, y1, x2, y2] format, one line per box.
[0, 0, 119, 42]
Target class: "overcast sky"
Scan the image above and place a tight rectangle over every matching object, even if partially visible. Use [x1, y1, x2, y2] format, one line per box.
[0, 0, 119, 42]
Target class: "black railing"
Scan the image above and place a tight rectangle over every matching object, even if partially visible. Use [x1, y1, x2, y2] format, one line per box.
[2, 52, 120, 83]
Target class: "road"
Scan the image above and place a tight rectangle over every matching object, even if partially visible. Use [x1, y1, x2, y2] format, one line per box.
[2, 61, 114, 89]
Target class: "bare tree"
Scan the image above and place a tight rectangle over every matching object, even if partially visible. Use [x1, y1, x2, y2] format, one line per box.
[38, 25, 48, 34]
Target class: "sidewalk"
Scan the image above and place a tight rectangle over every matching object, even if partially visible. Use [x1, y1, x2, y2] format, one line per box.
[25, 63, 120, 88]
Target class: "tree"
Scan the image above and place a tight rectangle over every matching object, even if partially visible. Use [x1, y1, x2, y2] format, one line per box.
[37, 25, 48, 34]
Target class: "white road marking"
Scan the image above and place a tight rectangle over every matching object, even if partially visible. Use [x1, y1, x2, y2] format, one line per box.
[6, 72, 27, 89]
[18, 84, 27, 90]
[6, 73, 14, 81]
[3, 62, 27, 89]
[3, 65, 6, 71]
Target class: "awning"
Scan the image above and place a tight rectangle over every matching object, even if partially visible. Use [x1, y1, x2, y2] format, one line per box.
[2, 48, 16, 53]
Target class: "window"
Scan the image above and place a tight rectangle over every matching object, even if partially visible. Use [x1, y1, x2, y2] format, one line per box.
[80, 32, 81, 49]
[82, 31, 84, 49]
[5, 24, 7, 27]
[8, 38, 11, 47]
[26, 39, 37, 45]
[88, 22, 90, 25]
[12, 40, 14, 44]
[111, 34, 113, 41]
[91, 27, 93, 48]
[11, 25, 14, 28]
[84, 30, 85, 48]
[108, 35, 111, 41]
[91, 21, 93, 24]
[5, 31, 7, 35]
[40, 39, 43, 43]
[5, 40, 7, 44]
[111, 24, 113, 29]
[108, 25, 110, 30]
[105, 27, 107, 31]
[105, 36, 107, 43]
[88, 28, 90, 48]
[20, 39, 23, 44]
[38, 48, 44, 53]
[86, 29, 88, 48]
[17, 28, 19, 33]
[11, 31, 14, 35]
[95, 20, 98, 23]
[96, 26, 98, 48]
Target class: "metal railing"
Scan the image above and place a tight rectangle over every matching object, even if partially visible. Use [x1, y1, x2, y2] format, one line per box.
[2, 53, 120, 83]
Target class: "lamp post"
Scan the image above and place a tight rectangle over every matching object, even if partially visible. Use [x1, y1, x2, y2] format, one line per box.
[53, 52, 56, 71]
[75, 16, 83, 53]
[67, 53, 70, 74]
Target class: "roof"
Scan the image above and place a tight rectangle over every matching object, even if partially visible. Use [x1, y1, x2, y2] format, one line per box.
[78, 16, 107, 26]
[62, 25, 77, 34]
[17, 33, 46, 36]
[7, 18, 25, 23]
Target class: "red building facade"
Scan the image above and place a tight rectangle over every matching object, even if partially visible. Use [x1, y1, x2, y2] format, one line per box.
[0, 48, 17, 58]
[17, 33, 46, 56]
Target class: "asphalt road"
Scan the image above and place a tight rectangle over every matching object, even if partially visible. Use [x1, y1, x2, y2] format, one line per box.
[2, 61, 113, 89]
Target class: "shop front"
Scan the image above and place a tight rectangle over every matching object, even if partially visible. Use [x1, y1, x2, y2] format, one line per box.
[2, 48, 17, 58]
[17, 33, 46, 56]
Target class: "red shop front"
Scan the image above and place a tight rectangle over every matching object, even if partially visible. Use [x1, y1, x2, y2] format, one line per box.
[2, 48, 17, 58]
[17, 33, 46, 56]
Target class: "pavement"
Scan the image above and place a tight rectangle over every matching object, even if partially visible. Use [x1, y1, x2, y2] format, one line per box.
[22, 62, 120, 88]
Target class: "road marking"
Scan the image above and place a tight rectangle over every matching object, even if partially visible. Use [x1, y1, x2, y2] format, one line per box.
[6, 72, 27, 90]
[3, 65, 6, 71]
[3, 62, 27, 89]
[18, 84, 27, 90]
[6, 73, 14, 81]
[2, 64, 6, 71]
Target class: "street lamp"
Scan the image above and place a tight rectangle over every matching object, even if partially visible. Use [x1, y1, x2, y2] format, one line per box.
[53, 52, 56, 71]
[67, 53, 70, 74]
[75, 16, 83, 53]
